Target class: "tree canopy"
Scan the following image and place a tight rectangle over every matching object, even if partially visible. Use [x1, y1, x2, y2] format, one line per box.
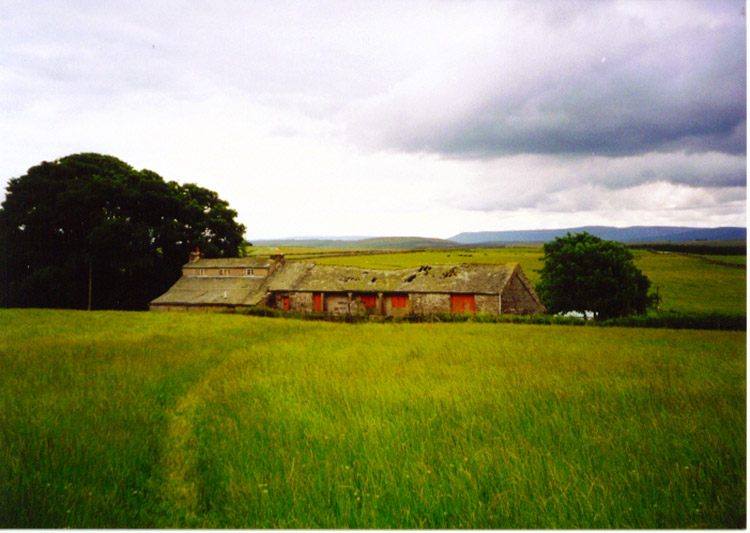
[535, 232, 656, 320]
[0, 153, 245, 310]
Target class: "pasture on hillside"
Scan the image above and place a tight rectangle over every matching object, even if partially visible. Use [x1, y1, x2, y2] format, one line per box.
[0, 310, 745, 528]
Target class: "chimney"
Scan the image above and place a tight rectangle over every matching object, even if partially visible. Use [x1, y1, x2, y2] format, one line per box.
[188, 246, 204, 263]
[269, 253, 285, 275]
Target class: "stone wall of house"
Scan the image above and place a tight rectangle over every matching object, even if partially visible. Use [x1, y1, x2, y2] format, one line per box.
[323, 293, 349, 315]
[150, 304, 188, 311]
[411, 293, 450, 314]
[269, 291, 314, 313]
[475, 294, 500, 315]
[268, 289, 538, 316]
[383, 294, 412, 317]
[149, 304, 248, 312]
[290, 292, 314, 313]
[350, 297, 370, 315]
[183, 267, 269, 277]
[501, 272, 543, 315]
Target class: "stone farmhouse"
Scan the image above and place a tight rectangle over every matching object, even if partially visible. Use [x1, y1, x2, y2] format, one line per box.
[149, 253, 545, 316]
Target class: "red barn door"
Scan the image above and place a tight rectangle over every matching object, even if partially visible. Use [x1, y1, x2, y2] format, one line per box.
[451, 294, 475, 313]
[390, 294, 407, 308]
[313, 293, 323, 312]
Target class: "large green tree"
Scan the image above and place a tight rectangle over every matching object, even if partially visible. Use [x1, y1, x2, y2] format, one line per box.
[0, 153, 245, 310]
[535, 232, 656, 320]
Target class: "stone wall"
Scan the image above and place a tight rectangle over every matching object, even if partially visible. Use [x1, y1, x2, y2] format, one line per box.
[475, 294, 500, 315]
[501, 272, 543, 315]
[411, 293, 449, 314]
[325, 293, 350, 315]
[149, 304, 247, 312]
[383, 294, 412, 317]
[269, 289, 539, 316]
[183, 267, 269, 277]
[290, 292, 314, 313]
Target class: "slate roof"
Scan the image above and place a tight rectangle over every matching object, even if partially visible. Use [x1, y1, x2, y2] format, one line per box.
[150, 275, 269, 306]
[267, 262, 518, 295]
[182, 257, 276, 269]
[151, 259, 525, 307]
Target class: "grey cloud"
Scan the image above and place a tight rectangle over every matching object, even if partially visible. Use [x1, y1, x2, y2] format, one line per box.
[352, 1, 746, 159]
[590, 152, 747, 189]
[443, 150, 746, 214]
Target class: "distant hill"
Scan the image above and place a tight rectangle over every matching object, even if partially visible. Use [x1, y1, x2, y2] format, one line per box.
[450, 226, 747, 244]
[252, 236, 463, 249]
[252, 227, 747, 249]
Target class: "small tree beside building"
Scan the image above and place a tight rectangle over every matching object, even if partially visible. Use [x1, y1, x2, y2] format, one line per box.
[535, 232, 656, 320]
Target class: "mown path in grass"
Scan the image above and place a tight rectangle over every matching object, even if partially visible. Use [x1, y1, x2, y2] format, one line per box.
[156, 326, 317, 527]
[159, 351, 229, 527]
[0, 310, 745, 528]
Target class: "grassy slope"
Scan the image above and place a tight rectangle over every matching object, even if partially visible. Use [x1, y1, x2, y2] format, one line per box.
[310, 248, 746, 315]
[632, 251, 746, 314]
[0, 310, 745, 528]
[704, 254, 747, 265]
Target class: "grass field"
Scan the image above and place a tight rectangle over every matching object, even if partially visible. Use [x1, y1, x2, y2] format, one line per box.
[307, 248, 746, 316]
[705, 254, 747, 265]
[0, 310, 745, 528]
[632, 252, 746, 315]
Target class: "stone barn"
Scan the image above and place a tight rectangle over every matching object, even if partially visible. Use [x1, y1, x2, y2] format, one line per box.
[264, 262, 544, 316]
[149, 254, 285, 311]
[150, 255, 545, 316]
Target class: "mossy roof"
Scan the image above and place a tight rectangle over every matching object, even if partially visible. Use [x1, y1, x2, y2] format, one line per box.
[150, 275, 268, 306]
[267, 262, 518, 295]
[183, 257, 275, 269]
[151, 260, 524, 306]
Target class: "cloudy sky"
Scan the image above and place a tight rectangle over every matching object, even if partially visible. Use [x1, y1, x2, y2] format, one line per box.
[1, 0, 745, 239]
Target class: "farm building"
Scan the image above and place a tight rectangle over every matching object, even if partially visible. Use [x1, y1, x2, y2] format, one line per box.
[149, 254, 545, 316]
[148, 253, 284, 311]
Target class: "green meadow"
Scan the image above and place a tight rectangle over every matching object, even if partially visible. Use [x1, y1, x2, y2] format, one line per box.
[0, 309, 745, 528]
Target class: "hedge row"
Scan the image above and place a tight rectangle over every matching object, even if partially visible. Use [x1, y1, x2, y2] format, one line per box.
[235, 307, 745, 331]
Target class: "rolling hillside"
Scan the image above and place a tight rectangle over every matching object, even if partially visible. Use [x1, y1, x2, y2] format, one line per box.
[450, 226, 747, 244]
[252, 236, 463, 249]
[252, 227, 746, 248]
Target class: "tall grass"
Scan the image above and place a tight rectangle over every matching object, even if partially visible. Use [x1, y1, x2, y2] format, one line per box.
[0, 310, 745, 528]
